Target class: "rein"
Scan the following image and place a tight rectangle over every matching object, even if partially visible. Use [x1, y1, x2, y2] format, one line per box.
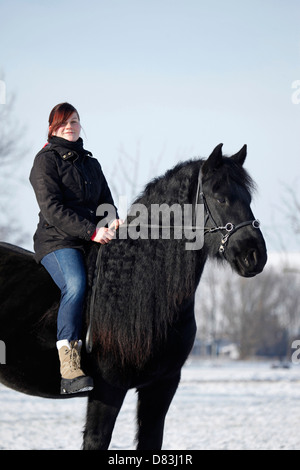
[85, 245, 104, 353]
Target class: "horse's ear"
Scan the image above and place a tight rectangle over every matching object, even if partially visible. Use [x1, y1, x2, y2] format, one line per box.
[230, 144, 247, 166]
[202, 143, 223, 175]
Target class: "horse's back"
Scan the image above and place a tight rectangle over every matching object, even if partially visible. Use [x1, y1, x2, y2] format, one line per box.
[0, 242, 62, 397]
[0, 241, 58, 325]
[1, 242, 35, 297]
[0, 241, 35, 258]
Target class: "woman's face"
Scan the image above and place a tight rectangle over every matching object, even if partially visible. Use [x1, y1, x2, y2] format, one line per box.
[52, 111, 81, 141]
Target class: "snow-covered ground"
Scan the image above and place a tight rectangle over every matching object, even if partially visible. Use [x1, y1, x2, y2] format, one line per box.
[1, 358, 300, 450]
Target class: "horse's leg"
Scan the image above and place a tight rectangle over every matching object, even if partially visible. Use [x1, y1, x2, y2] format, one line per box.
[135, 373, 181, 450]
[82, 376, 127, 450]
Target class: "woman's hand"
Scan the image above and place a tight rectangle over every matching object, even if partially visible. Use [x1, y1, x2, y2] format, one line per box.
[109, 219, 124, 231]
[91, 219, 124, 244]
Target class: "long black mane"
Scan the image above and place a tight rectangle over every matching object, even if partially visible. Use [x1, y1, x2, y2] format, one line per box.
[91, 156, 255, 368]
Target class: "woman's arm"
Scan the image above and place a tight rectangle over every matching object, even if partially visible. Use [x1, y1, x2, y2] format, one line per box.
[30, 152, 96, 240]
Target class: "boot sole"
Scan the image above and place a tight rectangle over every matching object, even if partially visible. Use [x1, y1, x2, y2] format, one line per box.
[60, 376, 94, 395]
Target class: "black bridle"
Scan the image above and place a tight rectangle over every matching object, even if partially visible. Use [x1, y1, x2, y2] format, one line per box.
[194, 167, 260, 254]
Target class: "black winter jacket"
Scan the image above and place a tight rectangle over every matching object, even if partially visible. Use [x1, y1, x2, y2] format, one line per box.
[30, 136, 117, 262]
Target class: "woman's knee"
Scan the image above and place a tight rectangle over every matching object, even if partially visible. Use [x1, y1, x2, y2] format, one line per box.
[63, 273, 86, 301]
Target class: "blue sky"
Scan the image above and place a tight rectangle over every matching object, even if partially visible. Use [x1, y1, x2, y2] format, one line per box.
[1, 0, 300, 253]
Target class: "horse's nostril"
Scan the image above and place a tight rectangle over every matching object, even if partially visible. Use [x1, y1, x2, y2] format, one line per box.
[246, 249, 257, 266]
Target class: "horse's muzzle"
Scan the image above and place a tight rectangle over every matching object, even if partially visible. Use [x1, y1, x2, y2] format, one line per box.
[234, 246, 268, 277]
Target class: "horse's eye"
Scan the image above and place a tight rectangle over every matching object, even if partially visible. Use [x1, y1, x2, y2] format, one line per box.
[217, 197, 226, 204]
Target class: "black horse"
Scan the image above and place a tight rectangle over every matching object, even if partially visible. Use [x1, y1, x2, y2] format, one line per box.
[0, 144, 267, 449]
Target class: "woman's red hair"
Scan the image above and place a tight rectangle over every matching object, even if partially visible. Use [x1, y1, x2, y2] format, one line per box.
[48, 102, 80, 140]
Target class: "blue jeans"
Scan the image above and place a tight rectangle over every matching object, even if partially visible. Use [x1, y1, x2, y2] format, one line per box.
[41, 248, 87, 342]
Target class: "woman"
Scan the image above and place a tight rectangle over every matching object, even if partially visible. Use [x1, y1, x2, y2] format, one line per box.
[30, 102, 122, 395]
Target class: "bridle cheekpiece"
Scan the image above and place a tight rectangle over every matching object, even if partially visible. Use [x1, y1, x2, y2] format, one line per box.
[194, 167, 260, 254]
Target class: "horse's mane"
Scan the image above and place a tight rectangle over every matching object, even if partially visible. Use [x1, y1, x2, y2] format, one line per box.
[211, 156, 256, 196]
[91, 156, 255, 369]
[92, 159, 205, 368]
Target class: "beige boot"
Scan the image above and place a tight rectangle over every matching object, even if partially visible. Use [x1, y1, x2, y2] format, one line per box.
[57, 340, 94, 394]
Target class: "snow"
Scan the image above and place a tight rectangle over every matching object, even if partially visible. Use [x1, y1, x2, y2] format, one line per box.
[1, 358, 300, 450]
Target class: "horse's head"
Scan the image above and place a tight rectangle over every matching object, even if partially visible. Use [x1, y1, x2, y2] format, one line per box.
[201, 143, 267, 277]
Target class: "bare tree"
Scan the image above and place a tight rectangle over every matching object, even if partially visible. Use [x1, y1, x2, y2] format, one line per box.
[195, 261, 224, 355]
[0, 91, 30, 245]
[107, 142, 167, 218]
[195, 262, 300, 359]
[282, 182, 300, 236]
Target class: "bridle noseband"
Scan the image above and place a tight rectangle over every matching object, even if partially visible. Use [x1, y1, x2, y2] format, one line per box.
[194, 167, 260, 254]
